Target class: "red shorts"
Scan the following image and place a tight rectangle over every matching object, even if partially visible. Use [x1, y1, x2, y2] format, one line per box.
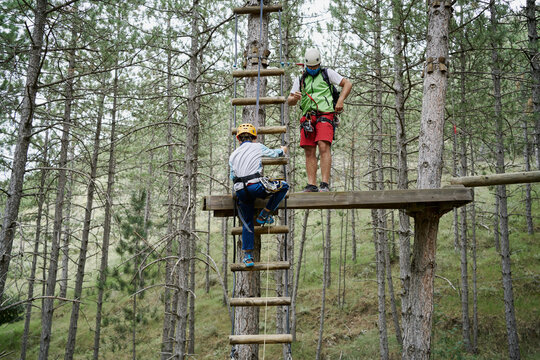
[299, 113, 335, 147]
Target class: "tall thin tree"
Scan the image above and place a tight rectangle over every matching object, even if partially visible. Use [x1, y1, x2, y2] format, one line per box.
[402, 1, 452, 359]
[0, 0, 48, 300]
[490, 2, 520, 359]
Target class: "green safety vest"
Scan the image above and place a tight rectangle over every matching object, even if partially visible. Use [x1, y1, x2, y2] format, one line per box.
[300, 72, 334, 114]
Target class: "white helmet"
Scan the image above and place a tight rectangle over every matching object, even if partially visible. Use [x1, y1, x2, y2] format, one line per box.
[304, 48, 321, 66]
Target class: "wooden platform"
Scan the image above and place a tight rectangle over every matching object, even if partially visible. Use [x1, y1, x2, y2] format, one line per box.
[203, 187, 474, 217]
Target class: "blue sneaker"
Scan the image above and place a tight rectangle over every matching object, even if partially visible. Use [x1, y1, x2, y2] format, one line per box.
[243, 253, 254, 267]
[256, 214, 274, 225]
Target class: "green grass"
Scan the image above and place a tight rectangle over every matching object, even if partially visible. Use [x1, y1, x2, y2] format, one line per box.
[0, 184, 539, 359]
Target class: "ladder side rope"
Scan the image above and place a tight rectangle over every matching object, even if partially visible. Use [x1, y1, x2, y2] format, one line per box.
[230, 13, 239, 359]
[261, 226, 272, 359]
[256, 2, 272, 359]
[278, 8, 293, 358]
[255, 0, 264, 124]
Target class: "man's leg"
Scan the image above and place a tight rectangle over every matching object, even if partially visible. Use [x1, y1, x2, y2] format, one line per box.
[237, 192, 255, 251]
[318, 140, 332, 184]
[265, 181, 289, 211]
[304, 145, 318, 185]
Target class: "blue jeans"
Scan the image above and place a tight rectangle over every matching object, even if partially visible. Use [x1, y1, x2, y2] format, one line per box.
[235, 181, 289, 251]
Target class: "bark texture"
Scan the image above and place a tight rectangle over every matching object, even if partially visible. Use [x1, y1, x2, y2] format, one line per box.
[0, 0, 48, 300]
[20, 126, 49, 360]
[65, 92, 103, 360]
[526, 0, 540, 169]
[490, 2, 520, 358]
[402, 2, 451, 359]
[392, 1, 411, 327]
[93, 67, 119, 360]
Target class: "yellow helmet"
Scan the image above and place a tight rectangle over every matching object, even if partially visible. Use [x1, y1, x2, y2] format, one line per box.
[236, 123, 257, 140]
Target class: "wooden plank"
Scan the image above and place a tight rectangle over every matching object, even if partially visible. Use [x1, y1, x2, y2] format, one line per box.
[230, 297, 291, 307]
[230, 261, 290, 272]
[231, 125, 287, 136]
[232, 68, 285, 78]
[232, 5, 283, 15]
[232, 97, 286, 106]
[231, 225, 289, 235]
[203, 187, 474, 217]
[262, 157, 288, 165]
[449, 171, 540, 187]
[229, 334, 293, 345]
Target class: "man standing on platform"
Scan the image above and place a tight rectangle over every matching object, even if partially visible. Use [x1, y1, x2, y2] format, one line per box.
[287, 47, 353, 192]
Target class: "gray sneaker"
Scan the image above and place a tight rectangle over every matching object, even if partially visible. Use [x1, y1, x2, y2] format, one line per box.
[303, 184, 319, 192]
[319, 182, 330, 192]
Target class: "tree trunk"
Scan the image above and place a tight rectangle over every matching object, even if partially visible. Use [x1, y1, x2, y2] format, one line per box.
[402, 2, 451, 359]
[59, 141, 73, 299]
[93, 67, 119, 360]
[351, 139, 357, 262]
[0, 0, 48, 300]
[291, 210, 309, 340]
[161, 13, 176, 359]
[64, 92, 103, 360]
[469, 138, 479, 353]
[315, 210, 331, 360]
[490, 2, 520, 358]
[526, 0, 540, 170]
[174, 2, 201, 357]
[38, 34, 80, 360]
[374, 3, 389, 355]
[233, 2, 269, 358]
[459, 41, 472, 353]
[493, 193, 500, 252]
[20, 125, 49, 360]
[58, 10, 78, 299]
[222, 218, 229, 306]
[392, 0, 411, 328]
[521, 111, 533, 234]
[384, 231, 402, 347]
[206, 140, 213, 294]
[188, 8, 201, 358]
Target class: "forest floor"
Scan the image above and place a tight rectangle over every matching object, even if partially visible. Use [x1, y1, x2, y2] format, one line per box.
[0, 184, 539, 359]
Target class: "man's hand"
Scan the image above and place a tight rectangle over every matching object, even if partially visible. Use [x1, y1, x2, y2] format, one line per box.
[287, 91, 302, 106]
[335, 99, 344, 113]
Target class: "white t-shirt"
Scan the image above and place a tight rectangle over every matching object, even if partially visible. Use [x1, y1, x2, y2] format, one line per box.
[290, 68, 344, 93]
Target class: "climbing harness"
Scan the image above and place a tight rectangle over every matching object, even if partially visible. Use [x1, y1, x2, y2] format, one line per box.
[260, 177, 286, 193]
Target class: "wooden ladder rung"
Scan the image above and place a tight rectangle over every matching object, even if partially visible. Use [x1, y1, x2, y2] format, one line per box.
[262, 157, 288, 165]
[231, 125, 286, 136]
[232, 97, 286, 106]
[230, 261, 290, 272]
[231, 225, 289, 236]
[229, 334, 293, 345]
[233, 68, 285, 78]
[230, 296, 291, 307]
[232, 5, 283, 15]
